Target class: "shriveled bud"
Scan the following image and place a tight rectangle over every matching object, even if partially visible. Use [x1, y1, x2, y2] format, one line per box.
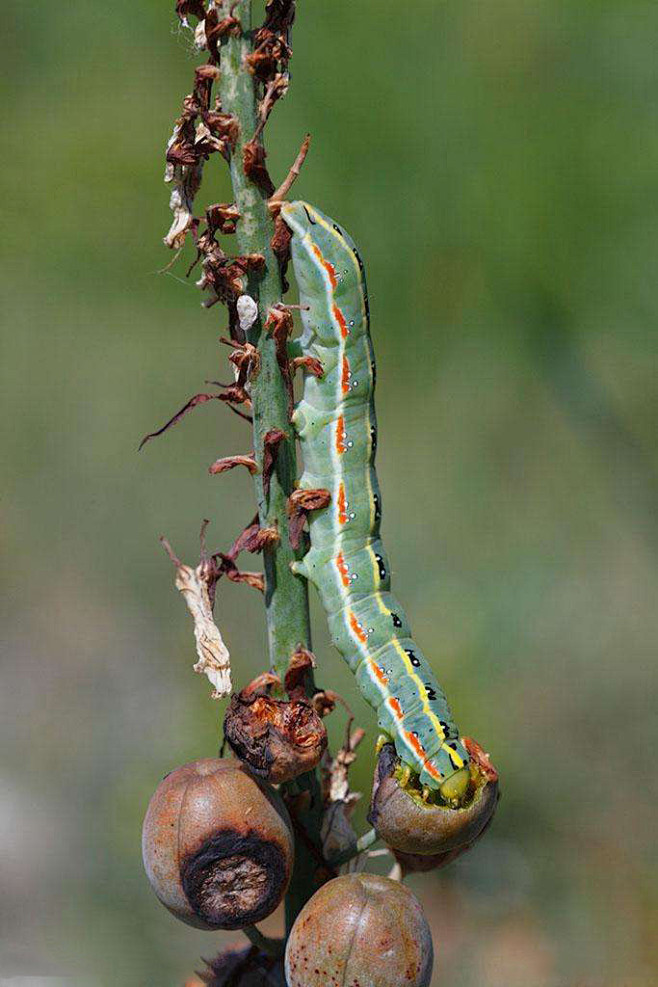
[142, 758, 293, 930]
[223, 674, 327, 784]
[368, 740, 499, 856]
[196, 944, 285, 986]
[285, 874, 433, 987]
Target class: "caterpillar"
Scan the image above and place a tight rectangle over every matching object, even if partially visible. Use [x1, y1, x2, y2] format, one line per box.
[282, 200, 471, 805]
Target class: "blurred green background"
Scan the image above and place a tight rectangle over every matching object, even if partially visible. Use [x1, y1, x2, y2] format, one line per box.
[2, 1, 657, 984]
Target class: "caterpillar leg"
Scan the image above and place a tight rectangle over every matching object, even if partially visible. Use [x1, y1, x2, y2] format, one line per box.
[375, 733, 389, 755]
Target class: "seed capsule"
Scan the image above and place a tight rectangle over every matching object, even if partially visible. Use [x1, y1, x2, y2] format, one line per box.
[285, 873, 433, 987]
[223, 688, 326, 785]
[368, 740, 499, 856]
[142, 758, 293, 930]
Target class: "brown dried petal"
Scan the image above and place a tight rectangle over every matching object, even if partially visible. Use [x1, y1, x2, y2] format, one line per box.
[287, 487, 331, 549]
[139, 393, 219, 449]
[288, 488, 332, 513]
[263, 0, 296, 34]
[243, 138, 275, 196]
[206, 15, 242, 43]
[208, 454, 258, 476]
[270, 213, 292, 266]
[284, 647, 316, 699]
[166, 142, 199, 167]
[204, 112, 240, 149]
[195, 63, 220, 82]
[291, 355, 324, 379]
[206, 202, 240, 235]
[260, 427, 287, 499]
[176, 0, 206, 25]
[225, 568, 265, 593]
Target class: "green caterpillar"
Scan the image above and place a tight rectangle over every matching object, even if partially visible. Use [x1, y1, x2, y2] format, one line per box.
[282, 201, 471, 803]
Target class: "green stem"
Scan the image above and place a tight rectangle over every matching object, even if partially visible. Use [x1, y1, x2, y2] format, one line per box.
[217, 0, 324, 935]
[328, 828, 380, 868]
[217, 1, 311, 680]
[243, 925, 285, 958]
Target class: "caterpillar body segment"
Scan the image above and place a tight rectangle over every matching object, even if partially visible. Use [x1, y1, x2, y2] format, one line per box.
[282, 200, 470, 802]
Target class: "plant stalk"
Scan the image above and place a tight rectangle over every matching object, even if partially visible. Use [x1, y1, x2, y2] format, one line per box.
[217, 0, 324, 935]
[217, 1, 311, 680]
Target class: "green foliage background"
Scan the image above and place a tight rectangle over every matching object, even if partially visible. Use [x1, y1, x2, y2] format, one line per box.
[2, 1, 657, 984]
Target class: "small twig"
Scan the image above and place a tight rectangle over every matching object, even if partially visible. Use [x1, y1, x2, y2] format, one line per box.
[242, 925, 284, 959]
[328, 828, 380, 868]
[269, 133, 311, 208]
[156, 246, 183, 274]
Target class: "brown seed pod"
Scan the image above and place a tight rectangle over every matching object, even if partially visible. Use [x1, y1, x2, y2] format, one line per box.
[285, 874, 433, 987]
[368, 739, 499, 856]
[223, 673, 327, 784]
[142, 758, 293, 930]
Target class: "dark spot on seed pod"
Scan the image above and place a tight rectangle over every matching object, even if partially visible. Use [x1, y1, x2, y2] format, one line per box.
[181, 828, 287, 930]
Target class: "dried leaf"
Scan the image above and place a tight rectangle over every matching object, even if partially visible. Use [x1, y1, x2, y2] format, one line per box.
[262, 427, 287, 498]
[208, 454, 258, 476]
[243, 138, 275, 196]
[291, 354, 324, 378]
[270, 213, 291, 291]
[320, 725, 365, 861]
[167, 555, 232, 700]
[139, 392, 219, 449]
[284, 647, 316, 700]
[204, 111, 239, 152]
[228, 571, 264, 592]
[176, 0, 206, 26]
[464, 735, 499, 782]
[231, 522, 279, 556]
[287, 487, 331, 549]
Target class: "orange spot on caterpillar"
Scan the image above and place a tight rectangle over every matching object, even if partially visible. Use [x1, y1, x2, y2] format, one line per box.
[335, 551, 350, 588]
[337, 482, 348, 524]
[333, 304, 348, 338]
[335, 415, 347, 454]
[406, 731, 427, 760]
[349, 611, 368, 643]
[370, 660, 389, 686]
[388, 697, 404, 720]
[312, 243, 338, 289]
[422, 759, 442, 781]
[341, 356, 350, 395]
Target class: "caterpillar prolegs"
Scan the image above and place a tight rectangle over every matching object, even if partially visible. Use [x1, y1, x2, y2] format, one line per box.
[282, 201, 471, 805]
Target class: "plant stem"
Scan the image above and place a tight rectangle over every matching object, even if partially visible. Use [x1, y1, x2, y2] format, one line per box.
[243, 925, 285, 958]
[328, 828, 380, 868]
[217, 0, 324, 934]
[218, 1, 311, 683]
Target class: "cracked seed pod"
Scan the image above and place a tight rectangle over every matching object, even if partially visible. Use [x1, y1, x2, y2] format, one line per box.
[285, 874, 433, 987]
[223, 681, 327, 784]
[142, 758, 293, 930]
[368, 740, 499, 856]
